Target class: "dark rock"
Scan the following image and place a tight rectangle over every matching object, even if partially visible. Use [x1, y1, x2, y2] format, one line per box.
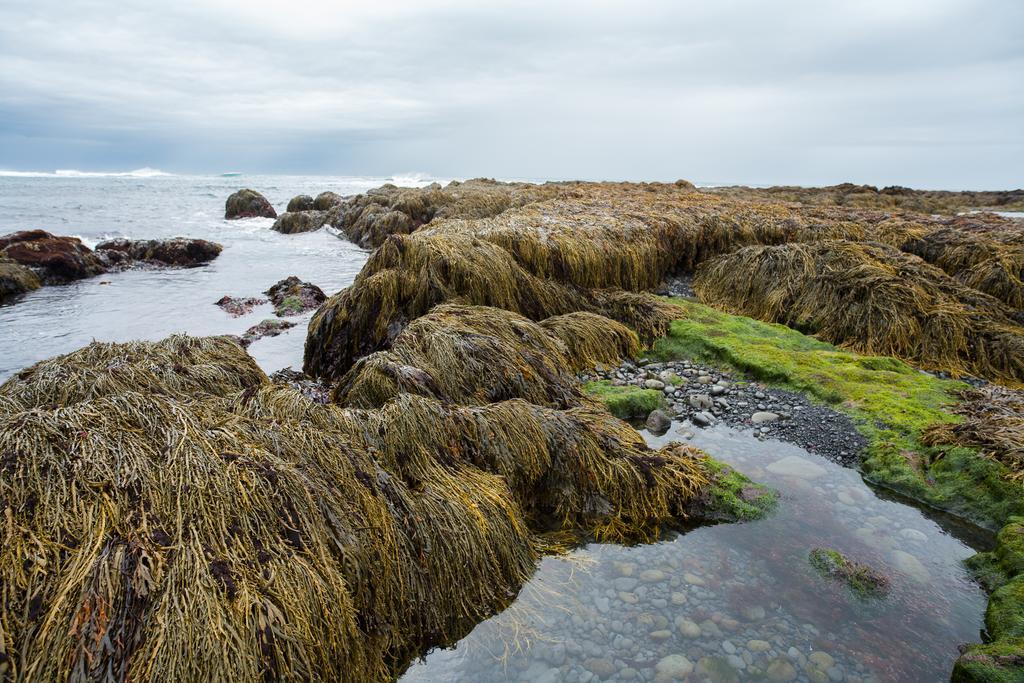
[287, 194, 315, 212]
[0, 256, 42, 302]
[313, 191, 343, 211]
[271, 211, 327, 235]
[265, 276, 327, 316]
[240, 318, 296, 347]
[809, 547, 891, 599]
[216, 295, 267, 317]
[645, 409, 672, 435]
[225, 189, 277, 219]
[96, 237, 222, 268]
[0, 230, 106, 284]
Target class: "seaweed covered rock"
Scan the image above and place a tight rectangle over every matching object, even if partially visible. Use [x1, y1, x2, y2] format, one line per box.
[215, 294, 266, 317]
[239, 318, 296, 346]
[333, 305, 640, 409]
[693, 240, 1024, 384]
[313, 190, 343, 211]
[96, 237, 223, 267]
[0, 331, 725, 681]
[0, 229, 106, 283]
[286, 194, 315, 212]
[265, 275, 327, 316]
[0, 255, 41, 302]
[808, 547, 890, 599]
[271, 210, 327, 234]
[225, 188, 277, 219]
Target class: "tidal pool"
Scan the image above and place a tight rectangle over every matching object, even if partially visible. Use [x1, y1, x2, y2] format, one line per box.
[402, 424, 989, 683]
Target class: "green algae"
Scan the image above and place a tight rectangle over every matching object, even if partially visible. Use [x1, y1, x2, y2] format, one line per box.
[702, 459, 777, 522]
[808, 547, 890, 600]
[583, 380, 664, 419]
[647, 297, 1024, 529]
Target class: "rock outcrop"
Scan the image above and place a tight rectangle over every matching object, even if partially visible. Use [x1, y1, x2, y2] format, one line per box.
[271, 210, 327, 234]
[287, 194, 315, 212]
[224, 188, 277, 219]
[266, 276, 326, 316]
[0, 255, 41, 302]
[0, 230, 106, 283]
[96, 237, 222, 268]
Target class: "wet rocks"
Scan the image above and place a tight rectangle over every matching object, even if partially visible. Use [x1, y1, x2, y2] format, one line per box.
[95, 237, 222, 268]
[0, 256, 41, 302]
[215, 295, 266, 317]
[239, 318, 296, 347]
[645, 409, 672, 434]
[225, 189, 277, 219]
[271, 210, 328, 234]
[580, 357, 867, 466]
[313, 191, 343, 211]
[269, 368, 332, 404]
[0, 230, 106, 284]
[265, 276, 326, 316]
[287, 194, 315, 212]
[654, 654, 693, 681]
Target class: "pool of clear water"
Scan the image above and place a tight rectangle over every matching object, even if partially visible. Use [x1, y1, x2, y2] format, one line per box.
[402, 423, 989, 683]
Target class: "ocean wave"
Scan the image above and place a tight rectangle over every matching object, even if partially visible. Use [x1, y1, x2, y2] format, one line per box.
[0, 167, 172, 178]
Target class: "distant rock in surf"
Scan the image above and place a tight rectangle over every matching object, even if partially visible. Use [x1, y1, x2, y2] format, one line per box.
[287, 194, 315, 212]
[225, 188, 277, 219]
[265, 276, 326, 316]
[271, 211, 327, 234]
[96, 237, 222, 268]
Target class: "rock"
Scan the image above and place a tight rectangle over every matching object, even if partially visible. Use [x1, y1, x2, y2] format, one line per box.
[710, 385, 726, 396]
[613, 577, 638, 592]
[809, 547, 890, 599]
[654, 654, 694, 681]
[95, 237, 222, 268]
[313, 191, 343, 211]
[766, 657, 798, 682]
[649, 629, 672, 641]
[742, 605, 766, 621]
[0, 256, 41, 302]
[899, 528, 928, 543]
[0, 230, 106, 284]
[692, 411, 715, 427]
[639, 569, 666, 583]
[265, 276, 327, 316]
[808, 652, 835, 670]
[752, 411, 780, 424]
[225, 189, 277, 219]
[645, 409, 672, 435]
[240, 318, 296, 347]
[287, 194, 315, 212]
[271, 210, 328, 234]
[891, 549, 931, 583]
[690, 394, 713, 410]
[215, 295, 267, 317]
[583, 657, 616, 678]
[748, 639, 771, 652]
[683, 572, 705, 586]
[644, 378, 666, 390]
[676, 618, 702, 638]
[722, 640, 736, 654]
[696, 656, 739, 683]
[766, 455, 827, 479]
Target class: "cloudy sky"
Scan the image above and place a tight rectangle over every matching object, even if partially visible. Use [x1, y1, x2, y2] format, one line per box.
[1, 0, 1021, 187]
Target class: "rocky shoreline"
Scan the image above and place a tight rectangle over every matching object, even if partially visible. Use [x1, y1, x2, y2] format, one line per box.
[581, 357, 867, 467]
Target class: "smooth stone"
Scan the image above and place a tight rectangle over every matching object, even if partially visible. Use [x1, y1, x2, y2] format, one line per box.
[649, 629, 672, 641]
[722, 640, 737, 654]
[676, 618, 702, 638]
[752, 411, 780, 424]
[727, 654, 746, 669]
[837, 491, 856, 506]
[743, 605, 766, 621]
[670, 591, 687, 605]
[891, 550, 931, 583]
[683, 572, 706, 585]
[766, 455, 827, 480]
[584, 658, 616, 678]
[618, 591, 639, 604]
[640, 569, 666, 583]
[809, 652, 835, 669]
[696, 656, 739, 683]
[689, 394, 713, 410]
[644, 379, 666, 390]
[748, 639, 771, 652]
[654, 654, 694, 682]
[899, 528, 928, 543]
[693, 411, 715, 427]
[766, 657, 798, 682]
[614, 577, 639, 591]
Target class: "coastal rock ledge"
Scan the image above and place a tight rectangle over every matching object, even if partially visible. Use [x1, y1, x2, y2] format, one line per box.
[225, 188, 277, 219]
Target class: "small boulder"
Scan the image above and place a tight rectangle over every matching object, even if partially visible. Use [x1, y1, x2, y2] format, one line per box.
[313, 191, 343, 211]
[809, 547, 891, 599]
[216, 295, 267, 317]
[0, 256, 41, 302]
[645, 409, 672, 435]
[287, 194, 315, 212]
[752, 411, 780, 424]
[689, 394, 713, 410]
[271, 211, 327, 234]
[240, 318, 296, 347]
[225, 189, 277, 219]
[0, 230, 106, 284]
[96, 237, 222, 268]
[265, 276, 327, 316]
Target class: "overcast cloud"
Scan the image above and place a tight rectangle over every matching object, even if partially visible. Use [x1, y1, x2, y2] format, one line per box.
[1, 0, 1021, 186]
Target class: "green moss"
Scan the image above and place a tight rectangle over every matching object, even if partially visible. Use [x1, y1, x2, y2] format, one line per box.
[988, 577, 1024, 639]
[702, 458, 777, 522]
[583, 380, 663, 419]
[649, 298, 1024, 528]
[952, 639, 1024, 683]
[809, 547, 890, 600]
[275, 295, 304, 316]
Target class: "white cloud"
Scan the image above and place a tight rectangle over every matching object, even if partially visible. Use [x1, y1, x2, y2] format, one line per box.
[0, 0, 1021, 185]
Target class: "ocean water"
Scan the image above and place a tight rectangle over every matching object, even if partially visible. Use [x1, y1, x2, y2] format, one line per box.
[0, 172, 438, 380]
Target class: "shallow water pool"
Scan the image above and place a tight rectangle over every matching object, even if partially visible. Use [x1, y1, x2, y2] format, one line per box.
[402, 424, 988, 683]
